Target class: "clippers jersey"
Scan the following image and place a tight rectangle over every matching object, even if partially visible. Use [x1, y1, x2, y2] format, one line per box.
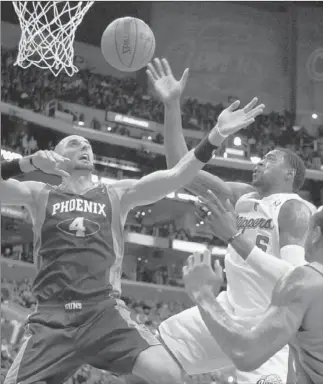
[290, 262, 323, 384]
[30, 183, 124, 302]
[225, 193, 315, 314]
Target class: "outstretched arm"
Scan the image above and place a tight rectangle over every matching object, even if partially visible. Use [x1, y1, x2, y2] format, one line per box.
[196, 267, 309, 372]
[147, 58, 259, 203]
[119, 144, 213, 214]
[164, 99, 253, 202]
[1, 150, 70, 206]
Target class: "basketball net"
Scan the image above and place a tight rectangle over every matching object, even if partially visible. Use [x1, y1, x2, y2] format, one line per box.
[12, 1, 94, 77]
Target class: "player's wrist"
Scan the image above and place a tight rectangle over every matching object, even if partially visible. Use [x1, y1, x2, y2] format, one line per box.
[193, 287, 215, 305]
[19, 156, 37, 173]
[208, 124, 227, 146]
[194, 135, 221, 163]
[164, 98, 181, 109]
[230, 234, 254, 260]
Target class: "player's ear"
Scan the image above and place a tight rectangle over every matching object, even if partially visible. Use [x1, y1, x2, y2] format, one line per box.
[312, 225, 322, 245]
[285, 168, 295, 182]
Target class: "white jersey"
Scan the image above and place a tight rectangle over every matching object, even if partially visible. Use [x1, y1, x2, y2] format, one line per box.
[225, 192, 314, 315]
[158, 192, 315, 378]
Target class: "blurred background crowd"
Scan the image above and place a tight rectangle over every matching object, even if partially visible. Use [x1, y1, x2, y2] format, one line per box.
[1, 1, 323, 383]
[2, 47, 323, 170]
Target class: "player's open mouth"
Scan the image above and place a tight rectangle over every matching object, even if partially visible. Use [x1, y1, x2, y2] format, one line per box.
[253, 167, 262, 174]
[79, 154, 90, 161]
[253, 169, 261, 176]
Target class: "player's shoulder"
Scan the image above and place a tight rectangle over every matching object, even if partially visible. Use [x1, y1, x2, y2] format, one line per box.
[18, 180, 46, 195]
[106, 179, 137, 202]
[278, 198, 312, 225]
[226, 182, 255, 204]
[302, 263, 323, 296]
[272, 266, 311, 306]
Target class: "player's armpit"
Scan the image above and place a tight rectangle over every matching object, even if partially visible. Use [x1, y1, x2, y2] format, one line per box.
[0, 179, 44, 207]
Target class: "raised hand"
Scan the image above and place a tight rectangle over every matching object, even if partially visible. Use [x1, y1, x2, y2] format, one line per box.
[209, 98, 265, 143]
[183, 249, 224, 302]
[146, 58, 189, 106]
[197, 190, 239, 243]
[31, 150, 71, 178]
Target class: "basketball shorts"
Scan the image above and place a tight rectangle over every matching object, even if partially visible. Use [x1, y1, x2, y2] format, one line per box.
[4, 297, 160, 384]
[159, 291, 289, 384]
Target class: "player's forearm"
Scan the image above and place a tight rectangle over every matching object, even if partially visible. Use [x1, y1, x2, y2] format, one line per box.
[164, 102, 232, 199]
[197, 293, 292, 372]
[231, 235, 293, 282]
[121, 137, 219, 210]
[1, 157, 35, 180]
[167, 148, 210, 190]
[164, 100, 189, 168]
[197, 294, 256, 371]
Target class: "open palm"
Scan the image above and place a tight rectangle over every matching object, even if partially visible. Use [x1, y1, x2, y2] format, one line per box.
[183, 250, 224, 301]
[146, 58, 189, 105]
[217, 98, 265, 137]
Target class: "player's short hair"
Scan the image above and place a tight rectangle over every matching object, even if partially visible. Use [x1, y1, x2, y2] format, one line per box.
[276, 147, 306, 192]
[54, 135, 85, 155]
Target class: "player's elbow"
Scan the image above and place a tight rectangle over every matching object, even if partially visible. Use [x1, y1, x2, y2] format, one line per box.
[167, 167, 186, 190]
[230, 350, 263, 372]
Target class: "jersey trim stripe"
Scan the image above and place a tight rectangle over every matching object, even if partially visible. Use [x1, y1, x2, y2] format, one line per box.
[4, 334, 32, 384]
[31, 185, 50, 271]
[106, 185, 124, 295]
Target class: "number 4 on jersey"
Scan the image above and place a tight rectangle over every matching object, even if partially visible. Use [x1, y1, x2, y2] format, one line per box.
[69, 217, 86, 237]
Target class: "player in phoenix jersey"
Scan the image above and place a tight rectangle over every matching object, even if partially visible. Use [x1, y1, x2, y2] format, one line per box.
[1, 58, 265, 384]
[149, 58, 316, 383]
[183, 198, 323, 384]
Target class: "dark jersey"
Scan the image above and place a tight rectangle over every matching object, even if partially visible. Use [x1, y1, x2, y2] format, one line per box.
[290, 262, 323, 384]
[30, 183, 124, 302]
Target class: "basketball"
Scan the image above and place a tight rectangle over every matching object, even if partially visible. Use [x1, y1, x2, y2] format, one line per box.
[101, 17, 156, 72]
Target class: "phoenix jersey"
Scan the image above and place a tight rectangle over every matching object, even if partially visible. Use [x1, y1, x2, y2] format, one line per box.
[290, 262, 323, 384]
[225, 193, 315, 314]
[29, 183, 124, 302]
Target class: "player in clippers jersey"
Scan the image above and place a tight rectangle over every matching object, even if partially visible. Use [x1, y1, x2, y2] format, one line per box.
[225, 191, 315, 314]
[149, 59, 317, 383]
[1, 76, 263, 384]
[183, 202, 323, 384]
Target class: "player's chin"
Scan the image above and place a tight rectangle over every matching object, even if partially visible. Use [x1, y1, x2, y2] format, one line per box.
[251, 177, 262, 187]
[74, 162, 94, 171]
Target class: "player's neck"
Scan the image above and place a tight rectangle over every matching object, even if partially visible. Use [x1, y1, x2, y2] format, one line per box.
[310, 245, 323, 264]
[257, 185, 293, 198]
[62, 173, 94, 194]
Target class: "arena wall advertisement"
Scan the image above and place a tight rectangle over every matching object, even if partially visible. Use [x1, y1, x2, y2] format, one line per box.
[296, 8, 323, 127]
[151, 2, 289, 111]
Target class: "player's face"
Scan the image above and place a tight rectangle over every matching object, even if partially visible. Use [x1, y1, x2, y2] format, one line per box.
[252, 150, 287, 190]
[61, 136, 94, 171]
[304, 212, 323, 258]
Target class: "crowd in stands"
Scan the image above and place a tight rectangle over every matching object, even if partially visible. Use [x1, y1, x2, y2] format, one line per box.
[2, 48, 323, 170]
